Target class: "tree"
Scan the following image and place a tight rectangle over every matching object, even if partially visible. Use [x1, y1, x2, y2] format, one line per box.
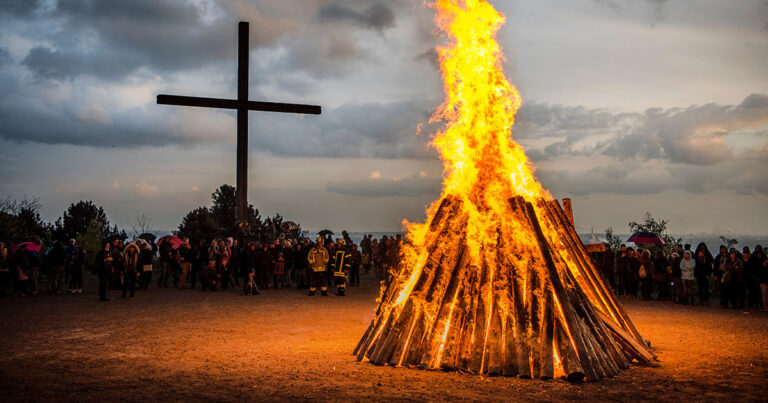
[76, 219, 105, 268]
[628, 212, 681, 252]
[0, 196, 52, 244]
[175, 207, 220, 246]
[210, 184, 261, 237]
[604, 227, 623, 254]
[131, 214, 154, 238]
[53, 200, 110, 242]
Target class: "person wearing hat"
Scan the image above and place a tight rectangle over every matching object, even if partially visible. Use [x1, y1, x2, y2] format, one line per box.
[307, 237, 329, 296]
[330, 239, 352, 296]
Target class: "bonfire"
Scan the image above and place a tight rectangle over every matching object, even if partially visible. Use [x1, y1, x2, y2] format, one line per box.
[354, 0, 654, 382]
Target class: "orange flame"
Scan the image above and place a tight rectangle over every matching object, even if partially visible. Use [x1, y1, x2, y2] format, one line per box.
[396, 0, 549, 308]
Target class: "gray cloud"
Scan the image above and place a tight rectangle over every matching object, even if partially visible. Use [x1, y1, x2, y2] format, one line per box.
[0, 48, 11, 66]
[606, 94, 768, 165]
[9, 0, 381, 83]
[0, 0, 42, 17]
[317, 2, 396, 31]
[326, 171, 440, 197]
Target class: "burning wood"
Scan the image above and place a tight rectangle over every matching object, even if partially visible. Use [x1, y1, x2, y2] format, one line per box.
[355, 0, 654, 382]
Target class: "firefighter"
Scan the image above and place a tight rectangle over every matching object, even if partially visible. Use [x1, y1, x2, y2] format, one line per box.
[330, 239, 352, 296]
[307, 237, 330, 296]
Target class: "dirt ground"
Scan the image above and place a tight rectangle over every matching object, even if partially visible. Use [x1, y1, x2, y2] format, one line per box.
[1, 272, 766, 402]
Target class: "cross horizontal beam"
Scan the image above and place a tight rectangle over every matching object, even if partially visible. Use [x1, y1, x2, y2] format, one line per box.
[157, 94, 321, 115]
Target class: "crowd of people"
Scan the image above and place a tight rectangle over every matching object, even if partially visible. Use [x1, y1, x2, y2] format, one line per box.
[593, 243, 768, 310]
[0, 230, 405, 301]
[2, 232, 767, 312]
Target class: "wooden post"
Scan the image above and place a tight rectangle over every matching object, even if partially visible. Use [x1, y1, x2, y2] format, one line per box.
[562, 198, 574, 227]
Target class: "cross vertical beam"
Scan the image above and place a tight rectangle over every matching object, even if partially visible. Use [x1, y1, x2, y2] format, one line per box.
[156, 21, 321, 226]
[236, 21, 249, 222]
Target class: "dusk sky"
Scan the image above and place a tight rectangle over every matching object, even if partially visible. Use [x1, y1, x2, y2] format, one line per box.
[0, 0, 767, 235]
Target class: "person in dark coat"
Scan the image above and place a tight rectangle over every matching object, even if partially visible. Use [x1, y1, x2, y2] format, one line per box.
[693, 243, 713, 305]
[756, 245, 768, 311]
[95, 242, 114, 301]
[722, 248, 744, 309]
[69, 246, 86, 294]
[639, 249, 653, 300]
[139, 243, 154, 290]
[192, 239, 208, 290]
[626, 248, 640, 298]
[200, 260, 220, 292]
[258, 244, 273, 290]
[349, 243, 362, 287]
[652, 250, 668, 301]
[744, 249, 762, 308]
[0, 242, 8, 297]
[713, 245, 729, 306]
[47, 241, 67, 294]
[122, 244, 140, 298]
[615, 245, 629, 296]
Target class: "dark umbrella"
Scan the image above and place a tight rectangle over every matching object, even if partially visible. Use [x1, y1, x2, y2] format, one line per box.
[138, 233, 156, 242]
[627, 232, 665, 245]
[318, 229, 334, 237]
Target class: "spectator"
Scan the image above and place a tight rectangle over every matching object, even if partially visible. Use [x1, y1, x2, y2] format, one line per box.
[694, 243, 713, 305]
[680, 251, 696, 305]
[69, 246, 86, 294]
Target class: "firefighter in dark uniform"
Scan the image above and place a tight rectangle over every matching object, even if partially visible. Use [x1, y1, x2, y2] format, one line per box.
[330, 239, 352, 296]
[307, 237, 330, 296]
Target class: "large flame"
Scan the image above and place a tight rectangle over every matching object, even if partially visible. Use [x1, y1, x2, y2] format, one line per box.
[398, 0, 548, 308]
[357, 0, 653, 379]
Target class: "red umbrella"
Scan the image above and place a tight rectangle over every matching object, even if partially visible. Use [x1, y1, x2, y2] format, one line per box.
[156, 235, 183, 248]
[12, 242, 41, 253]
[627, 232, 665, 245]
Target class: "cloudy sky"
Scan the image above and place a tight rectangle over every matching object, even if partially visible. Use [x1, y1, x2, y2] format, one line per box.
[0, 0, 767, 235]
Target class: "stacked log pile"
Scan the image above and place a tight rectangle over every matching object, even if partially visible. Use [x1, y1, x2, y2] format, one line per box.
[354, 195, 654, 382]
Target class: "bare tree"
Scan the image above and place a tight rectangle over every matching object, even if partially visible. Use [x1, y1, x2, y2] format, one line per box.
[131, 214, 154, 238]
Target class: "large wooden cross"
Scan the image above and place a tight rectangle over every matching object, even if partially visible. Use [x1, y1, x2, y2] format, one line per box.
[157, 21, 321, 222]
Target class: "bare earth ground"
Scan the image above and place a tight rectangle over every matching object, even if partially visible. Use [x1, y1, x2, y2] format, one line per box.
[1, 272, 766, 402]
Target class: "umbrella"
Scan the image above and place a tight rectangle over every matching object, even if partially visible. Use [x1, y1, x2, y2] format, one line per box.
[627, 232, 665, 245]
[130, 238, 151, 249]
[138, 233, 156, 242]
[157, 235, 183, 249]
[12, 242, 41, 253]
[318, 229, 334, 237]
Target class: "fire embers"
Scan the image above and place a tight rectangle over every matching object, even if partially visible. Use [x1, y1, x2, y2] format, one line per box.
[354, 196, 654, 382]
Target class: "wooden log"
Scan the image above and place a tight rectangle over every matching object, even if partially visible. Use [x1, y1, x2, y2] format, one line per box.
[539, 288, 555, 380]
[388, 305, 424, 366]
[422, 241, 471, 368]
[562, 198, 574, 226]
[598, 312, 655, 363]
[536, 202, 630, 370]
[521, 200, 598, 381]
[549, 200, 649, 350]
[555, 319, 585, 383]
[359, 311, 394, 361]
[469, 258, 490, 373]
[457, 263, 481, 371]
[371, 301, 416, 364]
[485, 292, 503, 375]
[527, 261, 543, 378]
[353, 320, 374, 356]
